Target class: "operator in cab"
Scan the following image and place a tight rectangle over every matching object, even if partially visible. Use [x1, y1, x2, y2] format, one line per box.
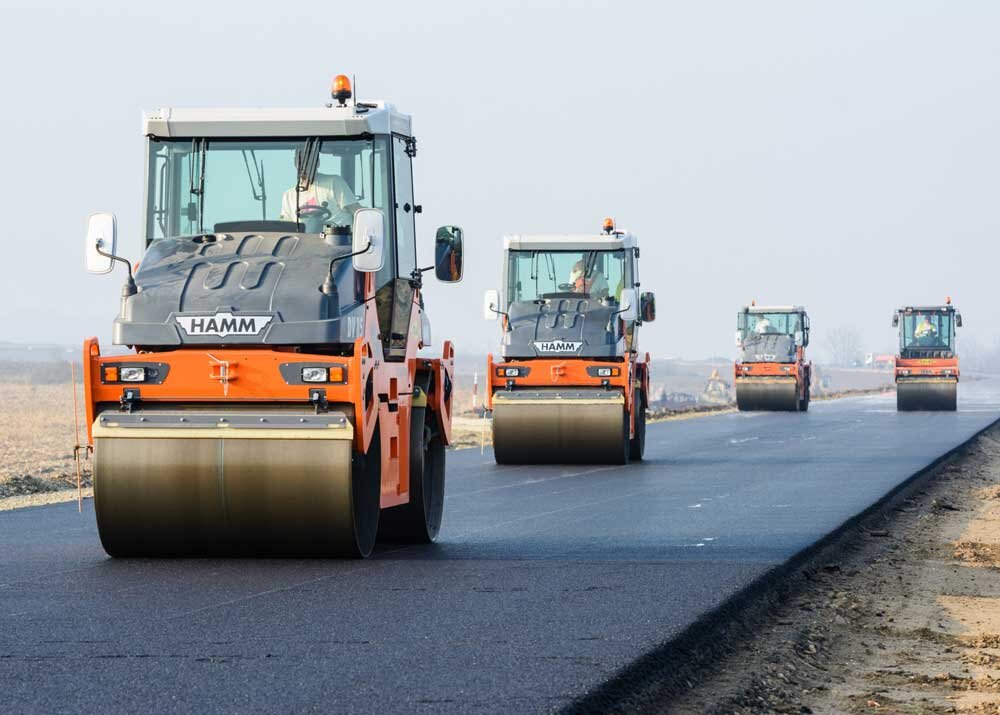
[280, 174, 361, 225]
[280, 149, 362, 227]
[914, 315, 938, 342]
[753, 315, 773, 334]
[569, 259, 609, 299]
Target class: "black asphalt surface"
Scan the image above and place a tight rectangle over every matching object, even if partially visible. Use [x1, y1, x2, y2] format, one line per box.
[2, 382, 999, 713]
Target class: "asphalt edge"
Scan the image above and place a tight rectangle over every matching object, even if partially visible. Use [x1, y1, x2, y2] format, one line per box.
[562, 413, 1000, 714]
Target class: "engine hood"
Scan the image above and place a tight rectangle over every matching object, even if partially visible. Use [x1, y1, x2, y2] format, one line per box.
[113, 232, 365, 347]
[501, 297, 623, 359]
[740, 333, 797, 363]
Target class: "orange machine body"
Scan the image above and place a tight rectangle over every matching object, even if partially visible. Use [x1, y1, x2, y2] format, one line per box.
[83, 279, 455, 511]
[894, 356, 959, 381]
[486, 352, 651, 439]
[734, 345, 811, 397]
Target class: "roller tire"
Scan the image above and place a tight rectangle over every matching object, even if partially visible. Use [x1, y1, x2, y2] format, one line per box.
[377, 407, 446, 543]
[629, 390, 646, 461]
[349, 424, 383, 558]
[617, 407, 631, 465]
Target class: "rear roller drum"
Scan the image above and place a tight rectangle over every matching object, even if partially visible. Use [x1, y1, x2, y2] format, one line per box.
[378, 407, 446, 544]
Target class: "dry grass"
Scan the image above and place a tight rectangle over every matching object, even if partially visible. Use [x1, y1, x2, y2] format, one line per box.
[0, 383, 91, 499]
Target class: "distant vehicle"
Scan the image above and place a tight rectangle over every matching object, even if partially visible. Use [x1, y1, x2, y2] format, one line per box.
[892, 299, 962, 411]
[734, 303, 811, 411]
[483, 219, 655, 464]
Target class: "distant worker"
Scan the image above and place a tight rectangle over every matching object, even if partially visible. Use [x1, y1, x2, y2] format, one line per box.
[914, 315, 938, 340]
[753, 315, 773, 334]
[569, 259, 609, 299]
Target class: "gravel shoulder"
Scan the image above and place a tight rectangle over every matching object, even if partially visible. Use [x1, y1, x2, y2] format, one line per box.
[656, 425, 1000, 714]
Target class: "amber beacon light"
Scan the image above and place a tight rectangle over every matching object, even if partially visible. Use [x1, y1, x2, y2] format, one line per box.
[331, 75, 352, 105]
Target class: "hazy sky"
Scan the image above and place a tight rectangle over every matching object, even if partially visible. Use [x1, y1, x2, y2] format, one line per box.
[2, 1, 998, 360]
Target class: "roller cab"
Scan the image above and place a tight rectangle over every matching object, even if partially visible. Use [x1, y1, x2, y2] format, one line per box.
[484, 220, 654, 464]
[734, 305, 811, 412]
[81, 78, 465, 557]
[892, 300, 961, 411]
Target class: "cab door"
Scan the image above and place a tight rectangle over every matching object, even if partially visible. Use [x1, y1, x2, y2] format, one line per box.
[386, 135, 418, 361]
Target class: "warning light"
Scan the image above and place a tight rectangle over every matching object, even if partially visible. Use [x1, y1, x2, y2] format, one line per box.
[946, 295, 952, 305]
[751, 299, 756, 306]
[602, 217, 615, 234]
[331, 75, 352, 106]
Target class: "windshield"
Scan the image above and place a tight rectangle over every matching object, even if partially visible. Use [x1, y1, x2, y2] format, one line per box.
[901, 311, 954, 350]
[506, 249, 629, 303]
[145, 137, 391, 240]
[744, 312, 802, 336]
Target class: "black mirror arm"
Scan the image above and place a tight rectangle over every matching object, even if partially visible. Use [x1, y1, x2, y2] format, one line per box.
[487, 303, 511, 327]
[322, 240, 372, 295]
[96, 244, 137, 296]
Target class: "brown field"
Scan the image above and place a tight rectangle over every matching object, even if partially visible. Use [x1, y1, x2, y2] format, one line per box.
[0, 383, 91, 503]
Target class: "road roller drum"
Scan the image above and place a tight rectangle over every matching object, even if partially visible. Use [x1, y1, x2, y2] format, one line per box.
[735, 377, 801, 412]
[492, 389, 629, 465]
[896, 379, 958, 412]
[92, 410, 381, 557]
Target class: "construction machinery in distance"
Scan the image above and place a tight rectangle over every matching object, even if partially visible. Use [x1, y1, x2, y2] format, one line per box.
[81, 76, 464, 558]
[892, 299, 962, 411]
[483, 219, 655, 464]
[734, 304, 812, 411]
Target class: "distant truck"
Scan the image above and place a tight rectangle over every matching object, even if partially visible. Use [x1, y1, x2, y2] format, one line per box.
[734, 304, 812, 411]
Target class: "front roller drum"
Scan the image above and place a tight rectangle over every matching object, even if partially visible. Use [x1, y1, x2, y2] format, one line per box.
[896, 378, 958, 412]
[492, 391, 629, 465]
[92, 411, 381, 557]
[736, 377, 800, 412]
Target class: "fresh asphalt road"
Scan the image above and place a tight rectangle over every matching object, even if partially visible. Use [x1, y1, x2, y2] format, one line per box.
[2, 382, 999, 713]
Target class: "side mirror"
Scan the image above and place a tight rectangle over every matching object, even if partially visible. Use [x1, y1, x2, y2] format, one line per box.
[956, 313, 963, 328]
[640, 291, 656, 322]
[484, 289, 500, 321]
[618, 288, 639, 322]
[803, 329, 810, 347]
[351, 209, 385, 273]
[735, 330, 744, 347]
[86, 212, 117, 274]
[891, 314, 899, 328]
[434, 225, 464, 282]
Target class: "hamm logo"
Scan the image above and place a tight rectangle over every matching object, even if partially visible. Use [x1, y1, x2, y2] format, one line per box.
[175, 312, 273, 338]
[533, 340, 583, 354]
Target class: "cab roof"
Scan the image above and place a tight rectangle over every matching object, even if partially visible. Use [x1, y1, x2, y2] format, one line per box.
[143, 101, 412, 139]
[897, 305, 956, 312]
[742, 305, 807, 314]
[503, 232, 638, 251]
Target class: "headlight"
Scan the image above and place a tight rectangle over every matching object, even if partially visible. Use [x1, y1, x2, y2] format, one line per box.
[504, 367, 520, 377]
[301, 367, 329, 383]
[596, 367, 613, 377]
[781, 366, 792, 372]
[119, 367, 146, 382]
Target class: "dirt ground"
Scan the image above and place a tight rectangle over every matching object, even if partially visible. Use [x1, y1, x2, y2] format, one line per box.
[663, 426, 1000, 715]
[0, 383, 91, 510]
